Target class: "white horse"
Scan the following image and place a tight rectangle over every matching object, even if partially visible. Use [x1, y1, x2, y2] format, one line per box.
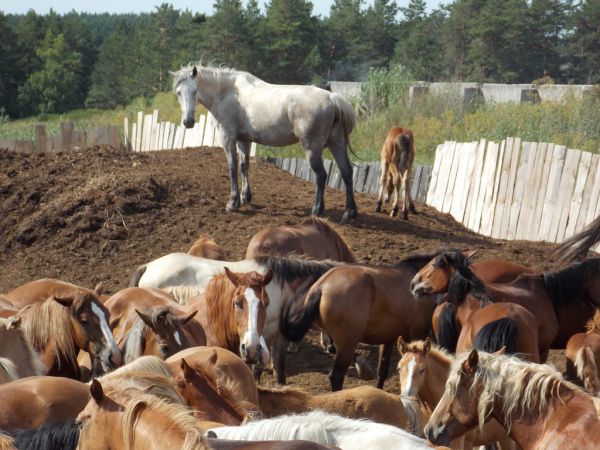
[169, 63, 358, 224]
[129, 252, 338, 384]
[208, 410, 434, 450]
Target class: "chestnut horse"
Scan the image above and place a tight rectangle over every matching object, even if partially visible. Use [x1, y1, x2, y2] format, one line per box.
[3, 278, 108, 308]
[397, 338, 516, 450]
[0, 376, 89, 431]
[565, 309, 600, 395]
[0, 318, 44, 380]
[187, 268, 273, 366]
[0, 297, 16, 319]
[12, 290, 121, 379]
[105, 287, 204, 363]
[280, 251, 441, 391]
[375, 127, 416, 219]
[188, 235, 226, 260]
[425, 350, 600, 449]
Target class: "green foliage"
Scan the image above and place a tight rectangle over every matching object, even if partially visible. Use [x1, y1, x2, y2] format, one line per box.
[355, 64, 415, 117]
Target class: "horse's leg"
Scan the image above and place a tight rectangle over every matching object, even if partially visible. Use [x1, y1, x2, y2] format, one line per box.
[376, 342, 394, 389]
[238, 141, 252, 205]
[272, 334, 287, 385]
[304, 147, 327, 216]
[329, 346, 355, 391]
[375, 161, 387, 213]
[328, 140, 357, 224]
[222, 136, 241, 211]
[401, 169, 409, 220]
[390, 166, 401, 217]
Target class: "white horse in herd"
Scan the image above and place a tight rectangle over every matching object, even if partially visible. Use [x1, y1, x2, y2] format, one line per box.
[169, 63, 358, 224]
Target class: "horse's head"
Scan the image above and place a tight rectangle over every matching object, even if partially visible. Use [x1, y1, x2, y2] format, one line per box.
[411, 250, 471, 298]
[135, 306, 198, 359]
[54, 287, 121, 374]
[170, 66, 198, 129]
[397, 336, 430, 397]
[425, 349, 483, 446]
[224, 267, 273, 366]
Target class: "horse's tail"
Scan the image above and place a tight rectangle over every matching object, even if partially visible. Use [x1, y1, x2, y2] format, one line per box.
[10, 420, 80, 450]
[279, 288, 322, 342]
[129, 264, 147, 287]
[437, 303, 459, 353]
[473, 318, 518, 354]
[329, 92, 361, 161]
[575, 345, 598, 383]
[396, 133, 411, 169]
[553, 213, 600, 263]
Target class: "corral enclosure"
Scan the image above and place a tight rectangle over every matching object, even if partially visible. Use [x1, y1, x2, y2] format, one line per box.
[0, 145, 567, 391]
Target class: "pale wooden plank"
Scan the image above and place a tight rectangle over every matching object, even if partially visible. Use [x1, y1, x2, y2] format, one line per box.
[563, 150, 591, 240]
[203, 113, 216, 146]
[516, 142, 542, 240]
[35, 125, 47, 153]
[151, 109, 159, 150]
[490, 139, 511, 238]
[168, 123, 176, 149]
[142, 114, 152, 151]
[131, 124, 137, 151]
[426, 143, 444, 205]
[432, 142, 456, 210]
[456, 141, 480, 224]
[162, 122, 170, 149]
[123, 117, 130, 150]
[529, 143, 553, 239]
[539, 145, 567, 241]
[157, 122, 165, 150]
[60, 122, 74, 152]
[553, 149, 582, 242]
[507, 140, 533, 240]
[135, 111, 143, 151]
[465, 139, 488, 230]
[590, 160, 600, 221]
[478, 141, 501, 235]
[498, 138, 521, 240]
[197, 115, 206, 147]
[449, 142, 476, 222]
[576, 154, 600, 232]
[442, 143, 462, 213]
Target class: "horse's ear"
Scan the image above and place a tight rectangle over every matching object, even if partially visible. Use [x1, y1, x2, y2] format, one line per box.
[463, 250, 478, 260]
[423, 337, 431, 354]
[180, 358, 195, 380]
[94, 282, 104, 297]
[397, 336, 407, 354]
[260, 269, 273, 286]
[90, 379, 104, 404]
[464, 349, 479, 374]
[135, 309, 154, 328]
[168, 70, 177, 77]
[178, 309, 198, 325]
[192, 66, 198, 78]
[492, 346, 506, 356]
[8, 315, 21, 329]
[224, 267, 242, 286]
[53, 296, 74, 307]
[208, 349, 218, 365]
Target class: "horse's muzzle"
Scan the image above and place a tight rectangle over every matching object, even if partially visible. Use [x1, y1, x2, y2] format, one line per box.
[183, 118, 195, 128]
[425, 423, 451, 446]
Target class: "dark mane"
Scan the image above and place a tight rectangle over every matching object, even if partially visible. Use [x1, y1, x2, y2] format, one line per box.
[252, 255, 339, 284]
[543, 258, 600, 309]
[438, 250, 492, 306]
[9, 420, 80, 450]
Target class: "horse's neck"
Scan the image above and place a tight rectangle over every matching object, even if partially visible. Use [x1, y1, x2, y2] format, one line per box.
[422, 353, 450, 408]
[455, 297, 480, 326]
[258, 389, 308, 416]
[0, 330, 41, 377]
[127, 408, 193, 450]
[196, 71, 238, 111]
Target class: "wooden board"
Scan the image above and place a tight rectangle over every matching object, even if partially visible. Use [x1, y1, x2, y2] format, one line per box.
[449, 142, 476, 222]
[432, 142, 456, 210]
[135, 111, 143, 151]
[516, 142, 542, 240]
[490, 139, 511, 238]
[418, 166, 432, 203]
[35, 125, 46, 153]
[507, 140, 533, 240]
[442, 143, 462, 213]
[553, 149, 582, 242]
[464, 140, 487, 230]
[478, 141, 501, 235]
[202, 113, 216, 146]
[564, 150, 592, 239]
[575, 154, 600, 233]
[529, 143, 553, 239]
[369, 163, 382, 195]
[587, 160, 600, 224]
[426, 144, 444, 205]
[539, 145, 567, 241]
[124, 117, 130, 149]
[498, 138, 521, 240]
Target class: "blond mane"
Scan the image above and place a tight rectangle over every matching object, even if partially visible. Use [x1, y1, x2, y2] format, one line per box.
[202, 274, 240, 349]
[0, 318, 45, 377]
[0, 358, 18, 384]
[172, 62, 260, 91]
[0, 431, 14, 450]
[98, 355, 173, 382]
[403, 339, 453, 366]
[447, 352, 581, 430]
[163, 285, 204, 305]
[586, 309, 600, 334]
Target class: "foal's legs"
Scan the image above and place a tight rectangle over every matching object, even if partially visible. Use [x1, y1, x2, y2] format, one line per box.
[376, 342, 394, 389]
[329, 345, 357, 391]
[238, 141, 252, 205]
[401, 169, 410, 220]
[407, 167, 417, 215]
[329, 140, 357, 224]
[304, 147, 327, 217]
[222, 135, 241, 211]
[375, 161, 388, 213]
[389, 165, 401, 217]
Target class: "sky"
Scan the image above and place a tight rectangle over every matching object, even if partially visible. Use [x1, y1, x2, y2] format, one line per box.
[1, 0, 444, 17]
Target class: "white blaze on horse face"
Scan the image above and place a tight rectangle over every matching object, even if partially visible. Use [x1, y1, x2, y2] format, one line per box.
[402, 357, 417, 396]
[259, 335, 271, 365]
[241, 288, 263, 358]
[174, 330, 182, 346]
[177, 78, 197, 126]
[91, 302, 121, 366]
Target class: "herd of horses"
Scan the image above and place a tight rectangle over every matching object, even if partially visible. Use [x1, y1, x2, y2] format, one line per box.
[1, 215, 600, 449]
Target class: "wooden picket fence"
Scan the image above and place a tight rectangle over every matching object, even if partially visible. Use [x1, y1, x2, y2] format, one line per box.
[124, 110, 256, 155]
[427, 138, 600, 250]
[267, 157, 432, 203]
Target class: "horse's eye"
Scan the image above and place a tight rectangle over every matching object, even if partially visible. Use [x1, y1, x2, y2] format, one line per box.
[419, 368, 426, 374]
[234, 299, 243, 309]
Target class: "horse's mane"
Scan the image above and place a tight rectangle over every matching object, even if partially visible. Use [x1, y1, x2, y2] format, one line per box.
[543, 258, 600, 310]
[9, 420, 79, 450]
[0, 431, 14, 450]
[437, 250, 492, 306]
[447, 351, 582, 430]
[252, 255, 339, 285]
[203, 274, 242, 349]
[586, 309, 600, 334]
[172, 62, 260, 91]
[298, 216, 357, 263]
[188, 236, 226, 260]
[0, 358, 18, 384]
[403, 340, 453, 367]
[16, 300, 78, 369]
[163, 285, 204, 305]
[0, 319, 44, 377]
[100, 373, 209, 450]
[575, 346, 599, 392]
[98, 355, 173, 382]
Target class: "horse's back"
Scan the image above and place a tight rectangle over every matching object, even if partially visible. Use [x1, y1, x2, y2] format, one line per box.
[471, 259, 535, 284]
[3, 279, 91, 309]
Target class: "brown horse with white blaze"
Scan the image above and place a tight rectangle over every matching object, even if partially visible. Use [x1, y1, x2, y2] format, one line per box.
[375, 127, 417, 219]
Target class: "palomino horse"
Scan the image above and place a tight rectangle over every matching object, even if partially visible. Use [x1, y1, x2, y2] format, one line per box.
[130, 252, 337, 383]
[425, 350, 600, 450]
[167, 346, 259, 411]
[209, 410, 436, 450]
[105, 287, 205, 363]
[375, 127, 417, 219]
[565, 309, 600, 395]
[187, 268, 273, 366]
[76, 373, 334, 450]
[188, 235, 226, 260]
[3, 278, 108, 308]
[170, 64, 358, 223]
[12, 290, 121, 379]
[0, 376, 89, 431]
[257, 385, 428, 436]
[397, 338, 515, 450]
[0, 317, 44, 379]
[280, 251, 441, 391]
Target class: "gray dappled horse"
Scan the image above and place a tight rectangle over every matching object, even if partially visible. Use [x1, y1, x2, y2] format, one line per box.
[170, 64, 358, 224]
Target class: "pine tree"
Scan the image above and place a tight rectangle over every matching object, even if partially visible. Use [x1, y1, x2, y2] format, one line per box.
[0, 13, 20, 117]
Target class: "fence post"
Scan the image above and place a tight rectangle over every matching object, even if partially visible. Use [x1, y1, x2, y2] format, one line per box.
[60, 122, 74, 152]
[35, 124, 47, 153]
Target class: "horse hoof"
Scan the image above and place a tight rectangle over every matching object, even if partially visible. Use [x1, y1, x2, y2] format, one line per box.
[402, 212, 409, 220]
[226, 198, 240, 211]
[375, 201, 382, 213]
[390, 208, 398, 217]
[410, 205, 418, 214]
[340, 213, 350, 224]
[242, 191, 252, 205]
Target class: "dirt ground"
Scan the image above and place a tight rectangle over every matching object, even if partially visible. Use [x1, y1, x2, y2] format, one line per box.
[0, 146, 567, 393]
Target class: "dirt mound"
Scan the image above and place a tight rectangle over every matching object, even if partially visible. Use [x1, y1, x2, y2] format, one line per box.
[0, 146, 565, 392]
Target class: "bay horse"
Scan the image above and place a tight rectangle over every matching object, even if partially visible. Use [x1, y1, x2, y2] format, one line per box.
[0, 318, 44, 379]
[425, 350, 600, 449]
[12, 290, 121, 379]
[3, 278, 108, 309]
[375, 127, 417, 219]
[105, 287, 205, 363]
[565, 309, 600, 395]
[170, 63, 358, 223]
[257, 385, 428, 436]
[280, 251, 442, 391]
[188, 235, 226, 260]
[0, 376, 89, 431]
[397, 338, 516, 450]
[130, 252, 338, 383]
[187, 268, 273, 366]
